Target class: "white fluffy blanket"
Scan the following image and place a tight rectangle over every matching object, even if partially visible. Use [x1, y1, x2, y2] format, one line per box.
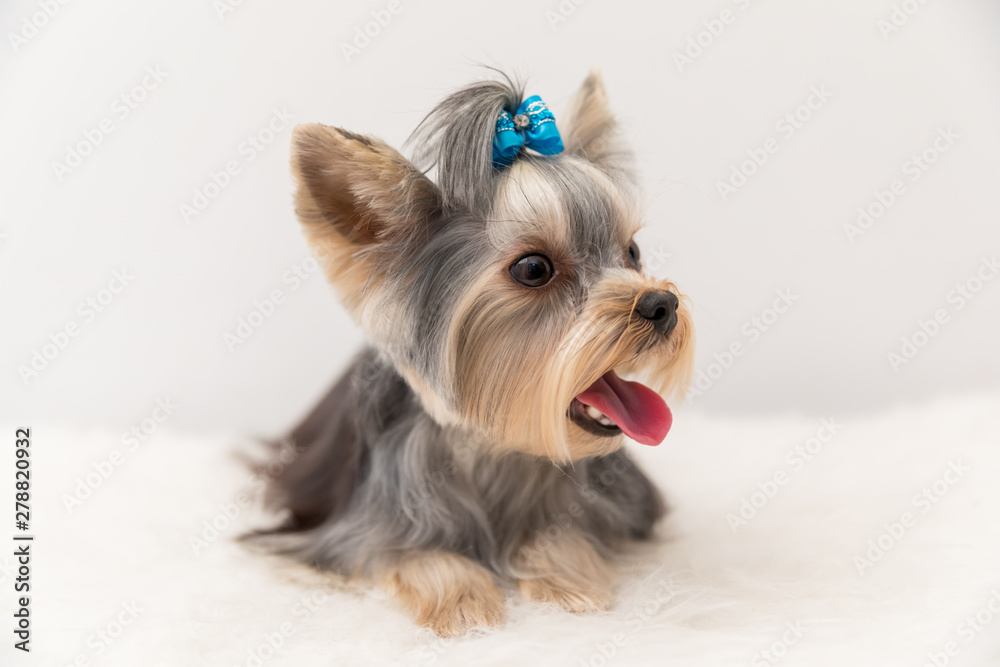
[8, 392, 1000, 667]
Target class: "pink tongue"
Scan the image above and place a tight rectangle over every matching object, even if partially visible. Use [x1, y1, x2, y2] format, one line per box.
[576, 371, 673, 446]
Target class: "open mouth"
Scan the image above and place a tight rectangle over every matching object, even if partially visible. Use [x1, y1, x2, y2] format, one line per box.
[568, 370, 673, 446]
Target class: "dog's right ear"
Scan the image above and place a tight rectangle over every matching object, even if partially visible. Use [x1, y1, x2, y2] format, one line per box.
[562, 69, 634, 179]
[291, 124, 442, 247]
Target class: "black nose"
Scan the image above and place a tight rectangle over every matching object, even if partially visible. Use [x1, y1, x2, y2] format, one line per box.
[636, 290, 679, 336]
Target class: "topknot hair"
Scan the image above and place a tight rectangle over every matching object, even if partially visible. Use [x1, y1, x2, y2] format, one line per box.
[407, 71, 525, 215]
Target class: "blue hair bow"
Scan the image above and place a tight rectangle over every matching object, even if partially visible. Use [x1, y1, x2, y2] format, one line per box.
[492, 95, 565, 169]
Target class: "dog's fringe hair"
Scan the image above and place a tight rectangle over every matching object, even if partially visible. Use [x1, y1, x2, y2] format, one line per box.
[407, 71, 525, 215]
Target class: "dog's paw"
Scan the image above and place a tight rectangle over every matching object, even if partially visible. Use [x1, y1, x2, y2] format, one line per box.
[417, 584, 506, 638]
[382, 550, 506, 637]
[518, 576, 612, 614]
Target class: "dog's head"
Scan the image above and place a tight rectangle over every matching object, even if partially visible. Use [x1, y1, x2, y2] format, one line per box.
[290, 71, 693, 462]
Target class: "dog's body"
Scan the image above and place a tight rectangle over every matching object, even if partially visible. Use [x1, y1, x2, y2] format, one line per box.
[264, 349, 665, 634]
[253, 71, 694, 636]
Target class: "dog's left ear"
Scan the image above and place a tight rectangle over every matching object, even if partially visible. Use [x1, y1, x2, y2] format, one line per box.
[562, 69, 634, 176]
[291, 124, 443, 248]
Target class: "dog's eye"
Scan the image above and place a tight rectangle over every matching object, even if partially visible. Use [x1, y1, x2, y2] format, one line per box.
[627, 241, 641, 270]
[510, 254, 554, 287]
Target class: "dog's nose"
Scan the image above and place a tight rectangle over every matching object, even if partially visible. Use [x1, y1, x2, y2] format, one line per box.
[636, 290, 679, 337]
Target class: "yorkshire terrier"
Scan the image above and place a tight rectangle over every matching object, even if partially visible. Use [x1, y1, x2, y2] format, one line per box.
[252, 70, 694, 637]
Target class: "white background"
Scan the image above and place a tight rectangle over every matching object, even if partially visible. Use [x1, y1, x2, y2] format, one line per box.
[2, 0, 999, 436]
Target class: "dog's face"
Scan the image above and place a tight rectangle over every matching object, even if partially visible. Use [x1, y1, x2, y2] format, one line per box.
[291, 72, 693, 462]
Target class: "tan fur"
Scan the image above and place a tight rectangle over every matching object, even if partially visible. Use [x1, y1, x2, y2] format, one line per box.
[452, 268, 695, 461]
[378, 551, 506, 637]
[538, 272, 694, 459]
[514, 531, 613, 613]
[488, 160, 574, 253]
[569, 154, 643, 241]
[283, 76, 695, 635]
[562, 69, 629, 171]
[450, 264, 571, 458]
[395, 362, 462, 427]
[452, 172, 696, 460]
[288, 107, 693, 465]
[290, 124, 440, 316]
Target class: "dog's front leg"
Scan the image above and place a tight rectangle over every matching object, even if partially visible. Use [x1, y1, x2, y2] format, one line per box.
[377, 550, 506, 637]
[513, 530, 613, 613]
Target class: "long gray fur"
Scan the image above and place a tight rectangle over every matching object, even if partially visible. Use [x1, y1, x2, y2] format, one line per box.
[249, 73, 667, 580]
[253, 349, 665, 578]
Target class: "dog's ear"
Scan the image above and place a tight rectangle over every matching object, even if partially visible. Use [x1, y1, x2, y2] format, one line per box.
[291, 124, 442, 246]
[562, 69, 634, 175]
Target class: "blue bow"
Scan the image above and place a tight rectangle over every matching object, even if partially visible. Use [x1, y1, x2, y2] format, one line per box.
[492, 95, 565, 169]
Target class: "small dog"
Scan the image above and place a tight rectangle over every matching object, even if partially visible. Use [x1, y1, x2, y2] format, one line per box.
[253, 70, 694, 636]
